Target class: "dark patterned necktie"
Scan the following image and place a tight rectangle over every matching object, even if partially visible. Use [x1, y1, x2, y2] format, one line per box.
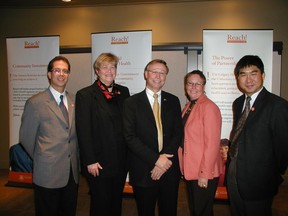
[60, 95, 69, 125]
[181, 100, 196, 149]
[182, 100, 197, 126]
[229, 96, 251, 157]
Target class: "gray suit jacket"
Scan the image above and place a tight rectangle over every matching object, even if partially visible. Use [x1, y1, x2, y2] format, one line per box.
[20, 88, 79, 188]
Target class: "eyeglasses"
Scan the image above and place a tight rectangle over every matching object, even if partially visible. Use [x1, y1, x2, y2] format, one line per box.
[186, 82, 204, 87]
[51, 68, 70, 75]
[147, 70, 167, 76]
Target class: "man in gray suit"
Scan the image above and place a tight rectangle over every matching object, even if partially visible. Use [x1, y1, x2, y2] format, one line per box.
[20, 56, 79, 216]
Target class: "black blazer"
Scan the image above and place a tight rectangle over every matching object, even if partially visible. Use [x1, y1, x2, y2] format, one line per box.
[123, 90, 183, 187]
[230, 87, 288, 200]
[75, 81, 130, 177]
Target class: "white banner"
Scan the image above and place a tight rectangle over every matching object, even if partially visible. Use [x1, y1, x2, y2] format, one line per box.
[7, 36, 59, 156]
[203, 30, 273, 139]
[91, 30, 152, 95]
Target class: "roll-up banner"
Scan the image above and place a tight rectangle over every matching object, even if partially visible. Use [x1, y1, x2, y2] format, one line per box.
[6, 36, 59, 186]
[203, 30, 273, 139]
[91, 30, 152, 193]
[91, 30, 152, 95]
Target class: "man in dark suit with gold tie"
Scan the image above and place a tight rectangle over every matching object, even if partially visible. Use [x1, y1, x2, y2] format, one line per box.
[20, 56, 79, 216]
[227, 55, 288, 216]
[123, 59, 183, 216]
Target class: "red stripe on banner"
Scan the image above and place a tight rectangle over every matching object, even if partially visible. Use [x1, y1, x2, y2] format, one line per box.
[8, 171, 32, 184]
[215, 186, 228, 200]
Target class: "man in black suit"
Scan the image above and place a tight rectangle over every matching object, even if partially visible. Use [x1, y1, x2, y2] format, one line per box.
[227, 55, 288, 216]
[123, 59, 183, 216]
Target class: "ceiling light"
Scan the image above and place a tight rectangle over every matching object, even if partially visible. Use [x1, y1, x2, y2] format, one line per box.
[62, 0, 71, 2]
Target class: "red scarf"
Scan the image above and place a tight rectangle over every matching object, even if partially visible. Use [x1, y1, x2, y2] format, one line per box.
[96, 79, 121, 100]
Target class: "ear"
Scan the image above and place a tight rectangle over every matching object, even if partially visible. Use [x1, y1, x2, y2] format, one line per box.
[95, 69, 99, 76]
[47, 71, 52, 80]
[144, 71, 148, 80]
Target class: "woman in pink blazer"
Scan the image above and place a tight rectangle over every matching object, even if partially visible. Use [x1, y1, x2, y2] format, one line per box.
[178, 70, 222, 216]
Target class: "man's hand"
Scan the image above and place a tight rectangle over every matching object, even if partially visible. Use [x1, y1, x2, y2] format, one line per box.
[87, 162, 103, 177]
[151, 166, 166, 180]
[155, 154, 173, 172]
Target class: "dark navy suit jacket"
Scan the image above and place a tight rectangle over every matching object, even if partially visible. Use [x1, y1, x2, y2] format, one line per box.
[230, 87, 288, 200]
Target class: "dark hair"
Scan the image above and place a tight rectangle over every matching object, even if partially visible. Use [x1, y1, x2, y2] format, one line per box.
[184, 70, 206, 85]
[47, 56, 71, 73]
[234, 55, 264, 76]
[220, 138, 230, 147]
[144, 59, 169, 74]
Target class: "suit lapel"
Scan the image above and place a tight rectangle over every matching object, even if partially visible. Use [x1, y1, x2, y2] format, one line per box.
[234, 95, 246, 124]
[45, 89, 68, 125]
[66, 92, 75, 129]
[246, 88, 268, 123]
[140, 90, 156, 124]
[161, 92, 168, 125]
[92, 82, 114, 120]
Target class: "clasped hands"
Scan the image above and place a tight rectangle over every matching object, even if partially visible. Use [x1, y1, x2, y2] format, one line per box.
[151, 154, 173, 180]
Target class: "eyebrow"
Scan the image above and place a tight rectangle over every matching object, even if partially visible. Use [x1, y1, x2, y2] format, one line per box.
[239, 69, 259, 74]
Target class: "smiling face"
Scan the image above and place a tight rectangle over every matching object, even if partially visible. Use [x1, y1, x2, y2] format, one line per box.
[95, 62, 117, 86]
[47, 60, 70, 93]
[185, 73, 205, 100]
[144, 62, 167, 93]
[220, 145, 229, 161]
[237, 65, 265, 96]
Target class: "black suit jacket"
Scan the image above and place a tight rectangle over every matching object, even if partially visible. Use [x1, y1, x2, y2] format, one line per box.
[75, 81, 130, 177]
[123, 90, 183, 187]
[230, 87, 288, 200]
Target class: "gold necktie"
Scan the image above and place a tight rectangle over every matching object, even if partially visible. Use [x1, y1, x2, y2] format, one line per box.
[153, 93, 163, 152]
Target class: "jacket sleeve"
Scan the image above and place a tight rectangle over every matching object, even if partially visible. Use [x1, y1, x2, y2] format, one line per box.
[19, 99, 39, 159]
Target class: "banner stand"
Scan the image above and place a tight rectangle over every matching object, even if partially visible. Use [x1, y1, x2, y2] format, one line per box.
[6, 36, 60, 188]
[6, 172, 33, 188]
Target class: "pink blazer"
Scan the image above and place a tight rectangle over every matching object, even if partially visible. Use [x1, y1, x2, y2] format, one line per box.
[178, 94, 223, 180]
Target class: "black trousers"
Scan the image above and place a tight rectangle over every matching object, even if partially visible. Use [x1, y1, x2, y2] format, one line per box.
[132, 177, 180, 216]
[34, 168, 78, 216]
[227, 158, 273, 216]
[86, 171, 127, 216]
[185, 177, 219, 216]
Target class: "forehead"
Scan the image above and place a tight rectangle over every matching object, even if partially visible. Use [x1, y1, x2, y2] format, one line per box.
[53, 60, 68, 68]
[188, 74, 202, 80]
[147, 62, 167, 71]
[239, 65, 260, 73]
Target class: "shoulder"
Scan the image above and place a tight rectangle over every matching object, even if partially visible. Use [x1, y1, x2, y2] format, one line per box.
[162, 91, 180, 101]
[233, 94, 245, 105]
[27, 89, 49, 103]
[199, 95, 220, 112]
[115, 83, 130, 97]
[124, 90, 145, 103]
[66, 91, 75, 101]
[115, 83, 129, 91]
[265, 92, 288, 109]
[76, 83, 96, 97]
